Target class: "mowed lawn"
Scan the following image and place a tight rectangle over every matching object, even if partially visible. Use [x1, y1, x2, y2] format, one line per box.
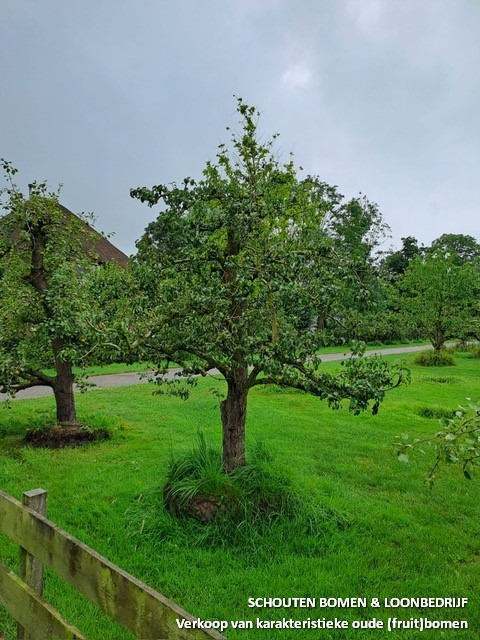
[0, 352, 479, 639]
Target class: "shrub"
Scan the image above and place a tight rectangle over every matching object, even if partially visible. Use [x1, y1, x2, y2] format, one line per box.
[454, 340, 473, 352]
[413, 350, 455, 367]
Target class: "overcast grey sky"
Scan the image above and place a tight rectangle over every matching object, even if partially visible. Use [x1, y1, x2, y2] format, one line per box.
[1, 0, 479, 255]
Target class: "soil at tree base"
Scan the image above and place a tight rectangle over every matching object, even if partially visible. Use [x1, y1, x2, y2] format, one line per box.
[163, 484, 227, 523]
[24, 424, 111, 448]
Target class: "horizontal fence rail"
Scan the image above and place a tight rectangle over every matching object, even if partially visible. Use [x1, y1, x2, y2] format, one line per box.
[0, 562, 86, 639]
[0, 490, 226, 640]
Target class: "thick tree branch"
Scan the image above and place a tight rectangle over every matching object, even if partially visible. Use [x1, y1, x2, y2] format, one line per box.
[16, 366, 55, 386]
[249, 375, 277, 388]
[1, 379, 46, 394]
[247, 365, 263, 388]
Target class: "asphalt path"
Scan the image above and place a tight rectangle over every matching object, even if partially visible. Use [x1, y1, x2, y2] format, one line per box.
[0, 344, 430, 403]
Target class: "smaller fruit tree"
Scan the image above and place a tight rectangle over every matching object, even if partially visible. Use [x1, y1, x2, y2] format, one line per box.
[0, 160, 123, 424]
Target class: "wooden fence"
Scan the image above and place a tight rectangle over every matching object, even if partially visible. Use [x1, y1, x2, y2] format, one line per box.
[0, 489, 226, 640]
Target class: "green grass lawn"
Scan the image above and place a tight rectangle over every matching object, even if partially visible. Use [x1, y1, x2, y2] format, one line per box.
[1, 352, 479, 639]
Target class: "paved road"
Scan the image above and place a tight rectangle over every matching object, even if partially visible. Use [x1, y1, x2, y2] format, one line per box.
[0, 344, 429, 403]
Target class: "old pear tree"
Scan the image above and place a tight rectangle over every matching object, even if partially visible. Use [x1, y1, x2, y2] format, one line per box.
[131, 100, 406, 472]
[0, 160, 127, 424]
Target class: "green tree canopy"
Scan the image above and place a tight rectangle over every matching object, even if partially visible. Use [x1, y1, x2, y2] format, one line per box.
[325, 195, 390, 264]
[401, 251, 480, 351]
[313, 194, 390, 339]
[131, 100, 406, 471]
[383, 236, 422, 277]
[428, 233, 480, 264]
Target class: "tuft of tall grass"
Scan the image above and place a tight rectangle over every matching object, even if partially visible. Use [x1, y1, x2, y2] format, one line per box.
[128, 434, 349, 557]
[416, 406, 455, 420]
[163, 432, 234, 511]
[413, 350, 455, 366]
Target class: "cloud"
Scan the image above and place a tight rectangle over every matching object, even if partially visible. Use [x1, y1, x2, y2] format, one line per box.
[344, 0, 385, 36]
[281, 62, 313, 89]
[1, 0, 479, 253]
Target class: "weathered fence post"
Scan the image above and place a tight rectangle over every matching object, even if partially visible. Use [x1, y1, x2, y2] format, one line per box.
[17, 488, 48, 640]
[1, 487, 225, 639]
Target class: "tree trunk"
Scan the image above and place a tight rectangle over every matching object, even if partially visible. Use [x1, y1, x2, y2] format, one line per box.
[221, 368, 248, 472]
[316, 314, 326, 331]
[52, 341, 77, 424]
[432, 326, 445, 352]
